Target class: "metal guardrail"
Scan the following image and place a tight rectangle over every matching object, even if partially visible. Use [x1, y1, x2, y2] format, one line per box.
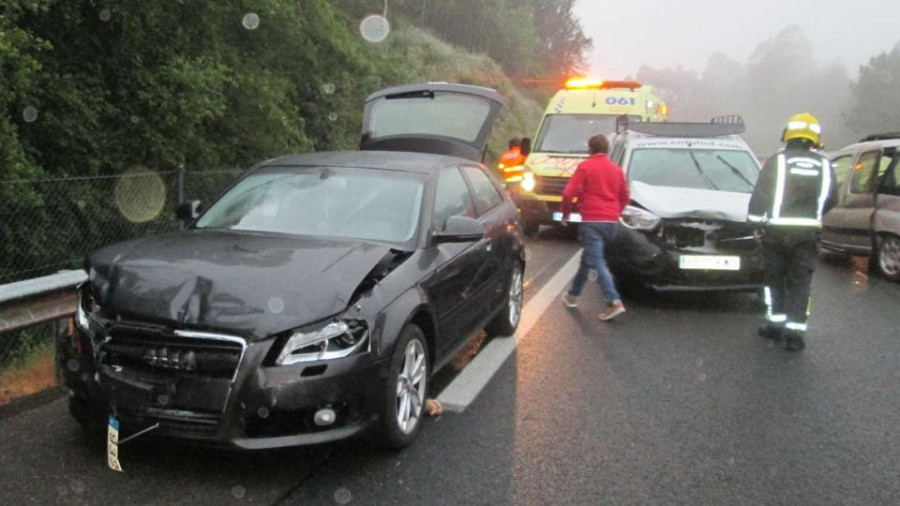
[0, 270, 87, 334]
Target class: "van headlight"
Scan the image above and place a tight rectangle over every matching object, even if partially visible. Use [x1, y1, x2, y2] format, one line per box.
[275, 320, 369, 365]
[521, 172, 535, 192]
[620, 205, 660, 231]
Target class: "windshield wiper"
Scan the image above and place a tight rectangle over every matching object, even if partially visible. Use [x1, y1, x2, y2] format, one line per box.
[716, 155, 755, 190]
[687, 151, 719, 190]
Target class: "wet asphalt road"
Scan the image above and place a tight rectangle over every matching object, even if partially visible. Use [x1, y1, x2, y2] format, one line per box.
[1, 229, 898, 505]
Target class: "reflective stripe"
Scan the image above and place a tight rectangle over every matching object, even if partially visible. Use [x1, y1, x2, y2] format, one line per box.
[767, 314, 788, 323]
[786, 322, 808, 331]
[817, 159, 832, 221]
[786, 157, 822, 167]
[787, 121, 808, 130]
[768, 217, 822, 227]
[748, 214, 765, 222]
[772, 154, 786, 220]
[790, 168, 819, 176]
[762, 287, 787, 323]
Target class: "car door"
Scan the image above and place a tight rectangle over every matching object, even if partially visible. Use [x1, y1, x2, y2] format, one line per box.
[827, 150, 881, 252]
[874, 149, 900, 240]
[821, 151, 856, 249]
[460, 165, 512, 317]
[421, 166, 487, 358]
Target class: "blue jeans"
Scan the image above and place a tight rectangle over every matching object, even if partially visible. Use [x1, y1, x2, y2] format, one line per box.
[568, 222, 622, 304]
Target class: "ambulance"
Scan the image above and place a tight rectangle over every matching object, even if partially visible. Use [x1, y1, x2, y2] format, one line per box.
[511, 78, 668, 234]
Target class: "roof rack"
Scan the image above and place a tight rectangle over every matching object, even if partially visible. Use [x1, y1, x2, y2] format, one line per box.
[859, 132, 900, 142]
[615, 115, 745, 137]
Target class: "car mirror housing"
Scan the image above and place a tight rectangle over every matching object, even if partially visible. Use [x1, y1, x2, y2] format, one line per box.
[176, 200, 202, 223]
[433, 216, 485, 244]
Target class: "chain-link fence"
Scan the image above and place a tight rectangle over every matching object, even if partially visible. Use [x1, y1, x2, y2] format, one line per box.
[0, 168, 242, 370]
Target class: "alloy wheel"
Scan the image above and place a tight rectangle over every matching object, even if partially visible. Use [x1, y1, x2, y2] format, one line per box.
[396, 339, 427, 434]
[508, 265, 523, 328]
[878, 235, 900, 278]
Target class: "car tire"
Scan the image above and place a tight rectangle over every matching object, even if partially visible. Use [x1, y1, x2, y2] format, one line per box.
[485, 262, 524, 338]
[874, 234, 900, 282]
[374, 324, 430, 449]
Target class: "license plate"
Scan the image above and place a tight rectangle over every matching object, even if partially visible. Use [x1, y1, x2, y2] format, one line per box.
[679, 255, 741, 271]
[552, 212, 582, 223]
[107, 416, 123, 472]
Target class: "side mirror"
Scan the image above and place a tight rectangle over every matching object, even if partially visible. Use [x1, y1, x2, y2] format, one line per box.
[433, 216, 484, 244]
[176, 200, 202, 223]
[521, 137, 532, 156]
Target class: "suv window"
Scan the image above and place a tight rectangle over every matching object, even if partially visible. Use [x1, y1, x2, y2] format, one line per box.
[879, 151, 900, 196]
[830, 154, 854, 186]
[433, 167, 476, 231]
[849, 150, 880, 194]
[463, 166, 504, 214]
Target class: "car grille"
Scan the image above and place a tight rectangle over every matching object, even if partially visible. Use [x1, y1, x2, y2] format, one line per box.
[104, 325, 245, 381]
[534, 176, 569, 196]
[660, 220, 759, 253]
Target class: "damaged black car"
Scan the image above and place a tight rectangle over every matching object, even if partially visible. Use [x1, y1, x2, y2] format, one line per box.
[59, 83, 525, 449]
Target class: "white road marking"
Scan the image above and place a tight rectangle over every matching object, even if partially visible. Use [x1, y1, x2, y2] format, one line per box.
[437, 249, 582, 412]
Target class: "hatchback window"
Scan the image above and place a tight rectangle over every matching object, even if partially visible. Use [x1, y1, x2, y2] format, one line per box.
[369, 92, 490, 143]
[463, 166, 504, 214]
[195, 167, 424, 243]
[628, 148, 759, 193]
[849, 150, 880, 194]
[433, 167, 476, 231]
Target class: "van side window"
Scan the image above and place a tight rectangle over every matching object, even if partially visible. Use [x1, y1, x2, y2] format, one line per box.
[879, 152, 900, 196]
[849, 150, 880, 195]
[829, 154, 853, 186]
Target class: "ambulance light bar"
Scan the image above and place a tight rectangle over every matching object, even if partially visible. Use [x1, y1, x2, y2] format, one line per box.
[564, 78, 643, 90]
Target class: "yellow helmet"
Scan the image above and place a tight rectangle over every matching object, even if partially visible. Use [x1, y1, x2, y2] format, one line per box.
[781, 112, 822, 146]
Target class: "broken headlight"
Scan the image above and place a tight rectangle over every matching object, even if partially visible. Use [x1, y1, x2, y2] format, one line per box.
[275, 320, 369, 366]
[620, 205, 661, 231]
[75, 283, 97, 332]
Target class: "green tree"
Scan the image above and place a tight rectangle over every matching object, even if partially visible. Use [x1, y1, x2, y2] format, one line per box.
[845, 43, 900, 137]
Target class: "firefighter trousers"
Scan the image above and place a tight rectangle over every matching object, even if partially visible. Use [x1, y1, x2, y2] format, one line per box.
[761, 228, 819, 333]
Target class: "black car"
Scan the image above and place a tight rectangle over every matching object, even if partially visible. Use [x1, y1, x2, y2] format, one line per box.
[60, 83, 525, 449]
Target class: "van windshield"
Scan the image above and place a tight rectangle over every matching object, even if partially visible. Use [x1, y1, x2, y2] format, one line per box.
[628, 148, 760, 193]
[535, 114, 639, 154]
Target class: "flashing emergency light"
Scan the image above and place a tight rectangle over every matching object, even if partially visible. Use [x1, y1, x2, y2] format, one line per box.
[564, 78, 642, 90]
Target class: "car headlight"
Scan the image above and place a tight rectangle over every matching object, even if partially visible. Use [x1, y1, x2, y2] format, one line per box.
[275, 320, 369, 365]
[75, 283, 95, 332]
[620, 205, 660, 230]
[521, 172, 535, 192]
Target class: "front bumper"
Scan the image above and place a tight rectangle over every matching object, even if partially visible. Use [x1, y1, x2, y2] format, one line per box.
[510, 190, 562, 225]
[609, 223, 765, 292]
[59, 324, 387, 449]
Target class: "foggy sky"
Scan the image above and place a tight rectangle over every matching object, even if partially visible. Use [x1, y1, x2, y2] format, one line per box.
[574, 0, 900, 78]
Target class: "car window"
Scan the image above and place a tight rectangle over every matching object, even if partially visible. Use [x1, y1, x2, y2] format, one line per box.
[462, 166, 505, 214]
[433, 167, 476, 231]
[878, 151, 900, 196]
[628, 148, 759, 193]
[849, 150, 880, 194]
[829, 154, 854, 186]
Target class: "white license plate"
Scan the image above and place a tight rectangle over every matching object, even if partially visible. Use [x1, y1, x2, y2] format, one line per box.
[552, 212, 582, 223]
[679, 255, 741, 271]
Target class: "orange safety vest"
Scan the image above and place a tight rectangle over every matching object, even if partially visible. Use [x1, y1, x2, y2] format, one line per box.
[498, 147, 526, 182]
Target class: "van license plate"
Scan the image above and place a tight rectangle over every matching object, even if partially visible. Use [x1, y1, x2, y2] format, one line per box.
[552, 212, 582, 222]
[679, 255, 740, 271]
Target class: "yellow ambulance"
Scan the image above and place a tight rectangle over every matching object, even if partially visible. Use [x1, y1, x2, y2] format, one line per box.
[513, 78, 668, 234]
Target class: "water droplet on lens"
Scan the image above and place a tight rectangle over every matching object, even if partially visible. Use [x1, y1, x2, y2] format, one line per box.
[334, 487, 352, 504]
[99, 9, 111, 21]
[328, 112, 338, 122]
[321, 83, 336, 95]
[727, 457, 735, 465]
[268, 297, 284, 314]
[588, 269, 599, 281]
[242, 13, 260, 30]
[231, 485, 246, 499]
[698, 373, 707, 382]
[695, 358, 704, 367]
[359, 14, 390, 43]
[130, 115, 140, 124]
[22, 106, 38, 123]
[257, 407, 269, 418]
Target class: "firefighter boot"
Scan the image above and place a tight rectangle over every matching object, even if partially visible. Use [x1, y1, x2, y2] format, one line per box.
[758, 322, 784, 341]
[783, 329, 806, 351]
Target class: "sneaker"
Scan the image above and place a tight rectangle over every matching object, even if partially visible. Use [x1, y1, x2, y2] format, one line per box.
[562, 293, 578, 308]
[758, 323, 784, 341]
[784, 334, 806, 351]
[598, 302, 626, 321]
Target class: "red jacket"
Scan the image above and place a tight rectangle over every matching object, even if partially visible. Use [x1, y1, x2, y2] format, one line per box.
[560, 154, 630, 222]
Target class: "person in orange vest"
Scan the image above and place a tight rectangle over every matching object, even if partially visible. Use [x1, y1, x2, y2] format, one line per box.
[498, 138, 527, 183]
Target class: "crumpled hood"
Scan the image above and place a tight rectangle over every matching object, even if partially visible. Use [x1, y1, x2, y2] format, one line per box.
[87, 230, 392, 340]
[630, 181, 750, 222]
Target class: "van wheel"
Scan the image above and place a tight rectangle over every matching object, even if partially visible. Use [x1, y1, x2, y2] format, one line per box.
[875, 234, 900, 281]
[374, 325, 429, 449]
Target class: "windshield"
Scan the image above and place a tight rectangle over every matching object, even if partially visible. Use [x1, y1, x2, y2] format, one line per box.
[369, 92, 490, 142]
[628, 148, 760, 193]
[196, 167, 425, 243]
[535, 114, 639, 154]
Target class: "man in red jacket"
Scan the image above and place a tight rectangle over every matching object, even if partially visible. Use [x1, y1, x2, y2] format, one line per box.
[560, 134, 630, 320]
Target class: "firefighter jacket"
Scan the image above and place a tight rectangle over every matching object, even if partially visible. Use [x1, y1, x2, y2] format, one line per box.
[747, 148, 837, 228]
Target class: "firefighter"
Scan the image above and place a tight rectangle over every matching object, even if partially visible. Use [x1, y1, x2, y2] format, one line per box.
[497, 138, 527, 182]
[747, 113, 837, 351]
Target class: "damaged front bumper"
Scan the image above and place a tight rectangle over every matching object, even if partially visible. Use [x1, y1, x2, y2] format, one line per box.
[59, 319, 388, 450]
[609, 220, 764, 291]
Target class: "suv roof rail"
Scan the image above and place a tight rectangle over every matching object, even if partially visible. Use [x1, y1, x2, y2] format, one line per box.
[615, 114, 746, 137]
[859, 132, 900, 142]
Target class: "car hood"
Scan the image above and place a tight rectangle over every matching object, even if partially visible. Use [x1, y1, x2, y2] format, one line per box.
[87, 230, 394, 340]
[630, 181, 750, 222]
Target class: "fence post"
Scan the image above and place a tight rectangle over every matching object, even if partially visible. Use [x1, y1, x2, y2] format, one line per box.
[177, 163, 186, 205]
